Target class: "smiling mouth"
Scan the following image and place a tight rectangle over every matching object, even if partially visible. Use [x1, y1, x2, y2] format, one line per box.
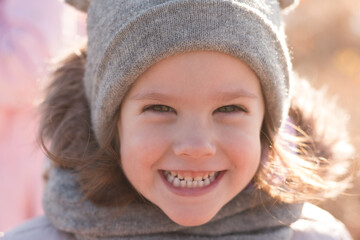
[162, 170, 221, 188]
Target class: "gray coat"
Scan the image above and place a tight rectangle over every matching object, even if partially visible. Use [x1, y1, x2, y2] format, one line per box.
[2, 203, 353, 240]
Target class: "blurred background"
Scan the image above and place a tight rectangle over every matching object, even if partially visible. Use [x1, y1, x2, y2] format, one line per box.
[285, 0, 360, 238]
[0, 0, 86, 234]
[0, 0, 359, 238]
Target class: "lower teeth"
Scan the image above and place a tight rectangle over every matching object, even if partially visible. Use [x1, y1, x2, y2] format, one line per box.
[164, 171, 219, 188]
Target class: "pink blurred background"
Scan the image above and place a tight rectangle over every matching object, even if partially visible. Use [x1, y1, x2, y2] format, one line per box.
[0, 0, 359, 238]
[0, 0, 85, 233]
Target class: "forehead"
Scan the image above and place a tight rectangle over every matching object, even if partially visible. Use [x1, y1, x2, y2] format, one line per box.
[125, 51, 262, 100]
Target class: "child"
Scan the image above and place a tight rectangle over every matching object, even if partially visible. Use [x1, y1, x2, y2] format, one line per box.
[3, 0, 355, 239]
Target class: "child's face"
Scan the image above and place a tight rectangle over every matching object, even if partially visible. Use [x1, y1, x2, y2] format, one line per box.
[118, 51, 265, 226]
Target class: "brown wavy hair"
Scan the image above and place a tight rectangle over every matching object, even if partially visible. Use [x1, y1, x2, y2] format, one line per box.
[39, 47, 355, 206]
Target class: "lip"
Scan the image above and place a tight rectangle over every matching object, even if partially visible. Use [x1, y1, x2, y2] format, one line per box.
[159, 170, 226, 197]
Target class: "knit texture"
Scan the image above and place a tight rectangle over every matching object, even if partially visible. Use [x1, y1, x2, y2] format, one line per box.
[65, 0, 298, 13]
[64, 0, 294, 145]
[43, 165, 303, 240]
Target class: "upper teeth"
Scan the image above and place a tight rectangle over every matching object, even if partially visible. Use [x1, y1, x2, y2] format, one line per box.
[163, 170, 219, 188]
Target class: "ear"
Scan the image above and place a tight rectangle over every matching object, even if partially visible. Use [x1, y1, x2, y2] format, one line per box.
[65, 0, 90, 12]
[278, 0, 299, 10]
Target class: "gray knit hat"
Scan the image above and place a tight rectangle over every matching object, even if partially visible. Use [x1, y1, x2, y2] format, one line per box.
[66, 0, 298, 146]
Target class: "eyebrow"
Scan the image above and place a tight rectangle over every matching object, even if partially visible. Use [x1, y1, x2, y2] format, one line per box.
[130, 89, 258, 101]
[212, 89, 258, 101]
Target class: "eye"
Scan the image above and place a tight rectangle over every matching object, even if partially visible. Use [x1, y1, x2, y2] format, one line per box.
[143, 104, 176, 113]
[215, 105, 247, 113]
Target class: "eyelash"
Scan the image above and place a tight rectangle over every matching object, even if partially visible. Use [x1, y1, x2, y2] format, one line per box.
[215, 105, 248, 113]
[143, 104, 247, 114]
[143, 105, 176, 113]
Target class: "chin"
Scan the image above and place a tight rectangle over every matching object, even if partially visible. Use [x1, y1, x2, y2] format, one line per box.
[163, 206, 219, 227]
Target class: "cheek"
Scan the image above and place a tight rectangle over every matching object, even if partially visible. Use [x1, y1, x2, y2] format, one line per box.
[121, 123, 171, 158]
[224, 134, 261, 166]
[218, 126, 262, 182]
[119, 122, 172, 182]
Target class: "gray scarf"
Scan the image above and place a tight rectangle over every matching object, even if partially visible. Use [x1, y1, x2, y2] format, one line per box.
[43, 166, 303, 240]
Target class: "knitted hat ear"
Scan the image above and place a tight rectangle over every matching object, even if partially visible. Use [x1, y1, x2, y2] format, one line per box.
[65, 0, 90, 12]
[278, 0, 299, 10]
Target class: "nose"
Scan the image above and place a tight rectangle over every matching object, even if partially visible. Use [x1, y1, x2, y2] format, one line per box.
[172, 120, 216, 159]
